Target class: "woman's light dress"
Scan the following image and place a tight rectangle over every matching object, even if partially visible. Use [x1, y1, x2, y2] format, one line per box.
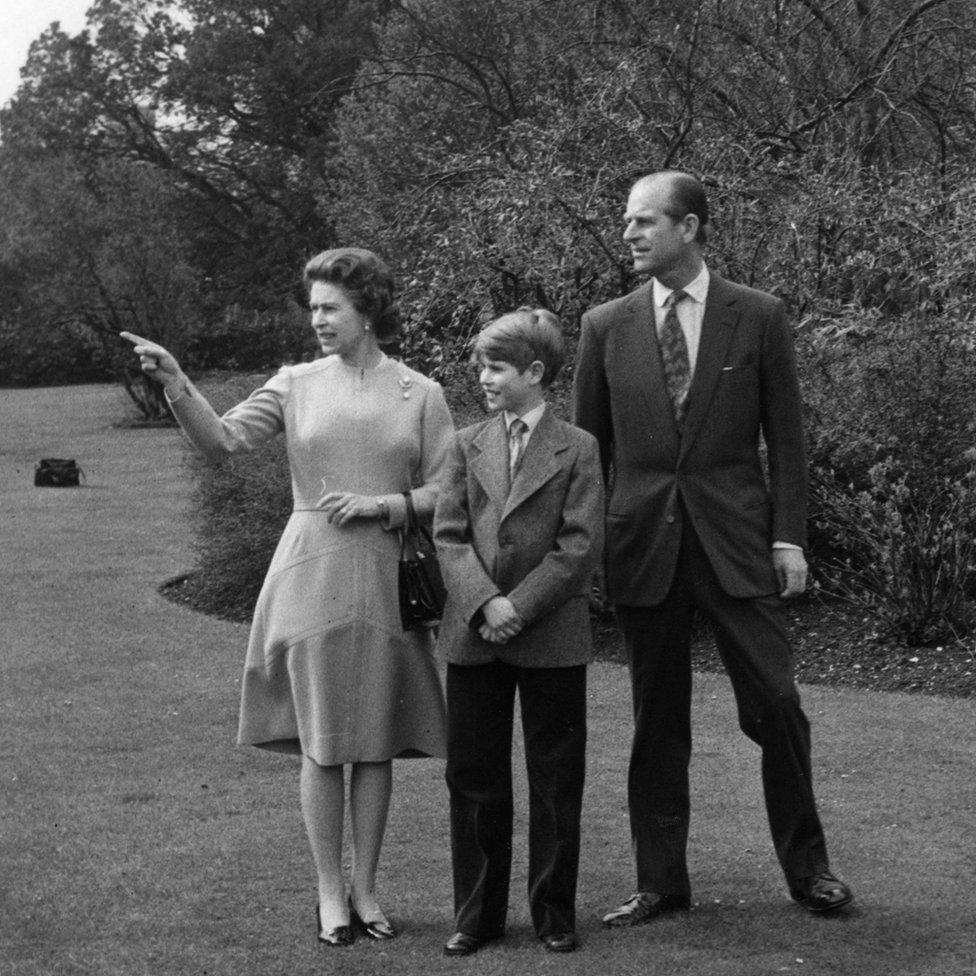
[168, 354, 454, 765]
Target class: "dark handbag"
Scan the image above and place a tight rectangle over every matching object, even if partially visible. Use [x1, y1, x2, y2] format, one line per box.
[34, 458, 84, 487]
[398, 491, 446, 631]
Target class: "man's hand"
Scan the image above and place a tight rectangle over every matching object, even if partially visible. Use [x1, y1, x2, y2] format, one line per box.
[773, 547, 807, 599]
[478, 596, 525, 644]
[588, 566, 608, 612]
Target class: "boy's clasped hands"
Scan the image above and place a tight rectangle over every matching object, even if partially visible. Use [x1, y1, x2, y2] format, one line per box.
[478, 595, 525, 644]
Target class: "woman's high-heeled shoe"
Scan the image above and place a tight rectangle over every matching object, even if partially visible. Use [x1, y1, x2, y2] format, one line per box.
[316, 904, 355, 947]
[349, 898, 398, 940]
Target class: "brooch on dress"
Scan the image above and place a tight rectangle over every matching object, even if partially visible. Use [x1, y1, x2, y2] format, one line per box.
[398, 375, 413, 399]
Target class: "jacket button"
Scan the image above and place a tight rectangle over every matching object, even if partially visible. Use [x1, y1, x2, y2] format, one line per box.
[666, 514, 676, 524]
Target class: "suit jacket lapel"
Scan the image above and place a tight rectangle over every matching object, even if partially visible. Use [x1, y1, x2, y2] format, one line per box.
[680, 273, 739, 457]
[503, 410, 564, 520]
[469, 415, 510, 506]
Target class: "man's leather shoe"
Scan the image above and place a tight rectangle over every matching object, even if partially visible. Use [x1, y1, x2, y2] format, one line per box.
[443, 932, 484, 956]
[541, 932, 578, 953]
[790, 872, 853, 913]
[602, 891, 691, 927]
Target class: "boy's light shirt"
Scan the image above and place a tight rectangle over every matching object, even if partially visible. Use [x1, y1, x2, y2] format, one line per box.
[504, 402, 546, 446]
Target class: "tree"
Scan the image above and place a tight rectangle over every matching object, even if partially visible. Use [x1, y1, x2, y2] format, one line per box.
[321, 0, 976, 641]
[325, 0, 976, 371]
[0, 0, 388, 312]
[0, 152, 204, 415]
[0, 0, 392, 391]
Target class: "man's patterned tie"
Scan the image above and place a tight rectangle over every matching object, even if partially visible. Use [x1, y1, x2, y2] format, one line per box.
[659, 289, 690, 423]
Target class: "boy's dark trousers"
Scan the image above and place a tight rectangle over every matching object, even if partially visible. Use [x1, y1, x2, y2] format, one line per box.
[445, 660, 587, 940]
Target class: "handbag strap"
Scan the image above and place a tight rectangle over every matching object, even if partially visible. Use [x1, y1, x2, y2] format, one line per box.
[403, 491, 418, 534]
[399, 491, 418, 560]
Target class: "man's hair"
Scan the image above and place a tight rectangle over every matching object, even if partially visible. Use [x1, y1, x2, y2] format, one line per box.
[472, 307, 566, 388]
[303, 247, 401, 344]
[655, 171, 710, 245]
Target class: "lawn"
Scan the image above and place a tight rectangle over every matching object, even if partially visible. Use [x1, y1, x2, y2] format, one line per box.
[1, 384, 974, 976]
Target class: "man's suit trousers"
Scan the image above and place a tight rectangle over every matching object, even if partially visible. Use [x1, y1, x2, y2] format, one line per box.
[616, 522, 830, 897]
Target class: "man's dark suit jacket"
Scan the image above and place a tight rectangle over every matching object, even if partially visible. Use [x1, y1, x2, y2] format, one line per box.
[572, 273, 807, 606]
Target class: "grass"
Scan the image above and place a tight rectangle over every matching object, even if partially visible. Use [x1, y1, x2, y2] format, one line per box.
[2, 383, 975, 976]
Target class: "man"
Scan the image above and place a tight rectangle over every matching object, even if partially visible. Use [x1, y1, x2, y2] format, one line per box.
[572, 171, 852, 925]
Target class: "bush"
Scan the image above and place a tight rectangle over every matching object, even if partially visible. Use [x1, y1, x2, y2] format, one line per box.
[802, 315, 976, 644]
[186, 443, 292, 621]
[181, 303, 976, 648]
[179, 358, 490, 622]
[812, 461, 976, 645]
[179, 374, 291, 621]
[186, 302, 315, 373]
[0, 317, 113, 386]
[176, 359, 564, 622]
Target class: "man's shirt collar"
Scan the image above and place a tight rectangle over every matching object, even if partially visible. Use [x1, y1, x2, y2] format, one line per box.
[653, 265, 710, 308]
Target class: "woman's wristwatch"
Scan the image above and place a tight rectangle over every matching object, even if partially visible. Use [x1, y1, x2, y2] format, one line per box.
[375, 497, 389, 521]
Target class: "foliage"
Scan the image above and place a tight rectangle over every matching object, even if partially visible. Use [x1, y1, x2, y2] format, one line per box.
[181, 374, 292, 619]
[186, 301, 316, 372]
[812, 459, 976, 645]
[180, 367, 492, 622]
[0, 0, 384, 302]
[0, 315, 112, 386]
[327, 0, 976, 382]
[187, 442, 292, 620]
[0, 153, 205, 415]
[4, 0, 976, 641]
[0, 0, 385, 391]
[792, 174, 976, 644]
[803, 311, 976, 644]
[325, 0, 976, 643]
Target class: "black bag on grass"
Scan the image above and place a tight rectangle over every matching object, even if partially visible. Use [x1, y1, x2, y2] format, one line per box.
[34, 458, 84, 487]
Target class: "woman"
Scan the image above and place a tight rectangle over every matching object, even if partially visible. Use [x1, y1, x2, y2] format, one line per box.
[122, 248, 454, 947]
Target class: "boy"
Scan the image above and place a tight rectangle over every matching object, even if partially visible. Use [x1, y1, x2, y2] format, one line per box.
[434, 307, 605, 955]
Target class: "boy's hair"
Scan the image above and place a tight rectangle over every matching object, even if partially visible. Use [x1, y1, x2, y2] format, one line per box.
[472, 307, 565, 388]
